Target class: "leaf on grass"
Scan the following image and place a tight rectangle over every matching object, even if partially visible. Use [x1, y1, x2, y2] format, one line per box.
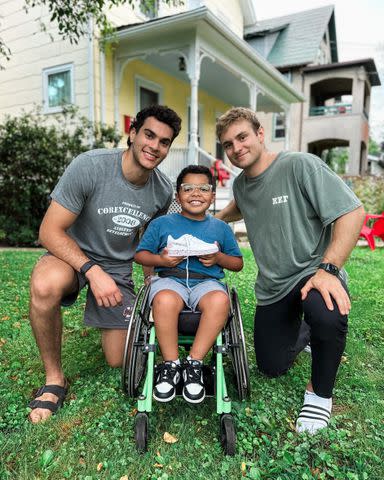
[97, 462, 104, 472]
[163, 432, 178, 444]
[341, 355, 348, 363]
[311, 467, 321, 477]
[120, 476, 129, 480]
[241, 462, 246, 472]
[0, 338, 7, 347]
[79, 457, 86, 465]
[129, 408, 138, 417]
[40, 449, 54, 468]
[245, 407, 252, 417]
[1, 316, 10, 321]
[13, 321, 21, 329]
[154, 463, 163, 468]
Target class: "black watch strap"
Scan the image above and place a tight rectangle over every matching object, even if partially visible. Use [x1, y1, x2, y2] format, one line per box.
[80, 260, 97, 275]
[318, 263, 339, 277]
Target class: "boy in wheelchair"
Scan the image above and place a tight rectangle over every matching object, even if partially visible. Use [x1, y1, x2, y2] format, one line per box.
[134, 165, 243, 404]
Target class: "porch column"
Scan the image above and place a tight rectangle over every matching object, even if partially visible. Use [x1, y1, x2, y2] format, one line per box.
[249, 85, 259, 112]
[113, 57, 120, 130]
[187, 45, 200, 164]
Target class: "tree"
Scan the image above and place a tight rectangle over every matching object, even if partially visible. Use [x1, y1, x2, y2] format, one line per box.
[1, 0, 181, 69]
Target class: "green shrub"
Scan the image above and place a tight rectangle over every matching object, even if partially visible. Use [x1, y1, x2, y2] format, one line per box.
[343, 175, 384, 214]
[0, 107, 121, 246]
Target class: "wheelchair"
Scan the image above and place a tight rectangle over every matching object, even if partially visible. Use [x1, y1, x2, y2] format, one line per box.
[121, 280, 250, 455]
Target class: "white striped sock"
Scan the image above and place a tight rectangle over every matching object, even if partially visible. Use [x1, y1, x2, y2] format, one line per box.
[296, 390, 332, 434]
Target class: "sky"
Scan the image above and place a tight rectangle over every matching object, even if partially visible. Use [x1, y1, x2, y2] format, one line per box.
[255, 0, 384, 142]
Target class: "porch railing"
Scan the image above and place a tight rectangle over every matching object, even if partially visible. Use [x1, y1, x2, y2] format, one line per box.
[158, 148, 189, 182]
[309, 103, 352, 117]
[159, 146, 239, 183]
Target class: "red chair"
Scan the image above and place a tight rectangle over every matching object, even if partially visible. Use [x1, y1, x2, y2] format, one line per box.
[372, 214, 384, 242]
[359, 213, 384, 250]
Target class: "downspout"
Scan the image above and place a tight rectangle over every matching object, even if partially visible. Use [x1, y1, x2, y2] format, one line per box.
[88, 15, 95, 143]
[100, 49, 106, 125]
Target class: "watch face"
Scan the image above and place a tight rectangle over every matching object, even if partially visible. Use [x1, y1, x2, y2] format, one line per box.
[320, 263, 339, 276]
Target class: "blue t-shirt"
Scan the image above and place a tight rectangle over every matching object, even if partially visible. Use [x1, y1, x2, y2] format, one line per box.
[136, 213, 242, 285]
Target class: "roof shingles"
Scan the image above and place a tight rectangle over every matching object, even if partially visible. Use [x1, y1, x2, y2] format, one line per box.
[245, 5, 336, 68]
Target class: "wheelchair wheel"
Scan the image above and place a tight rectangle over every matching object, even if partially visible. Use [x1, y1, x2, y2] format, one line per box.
[135, 412, 149, 453]
[121, 284, 151, 397]
[220, 414, 236, 456]
[228, 288, 250, 401]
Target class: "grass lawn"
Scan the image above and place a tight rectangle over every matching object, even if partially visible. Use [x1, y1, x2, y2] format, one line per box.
[0, 247, 383, 480]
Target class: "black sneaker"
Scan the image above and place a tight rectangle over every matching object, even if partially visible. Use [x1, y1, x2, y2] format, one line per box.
[153, 361, 181, 402]
[182, 358, 205, 404]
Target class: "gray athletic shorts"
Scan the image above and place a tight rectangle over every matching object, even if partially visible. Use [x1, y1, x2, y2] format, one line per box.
[148, 276, 227, 311]
[46, 254, 136, 330]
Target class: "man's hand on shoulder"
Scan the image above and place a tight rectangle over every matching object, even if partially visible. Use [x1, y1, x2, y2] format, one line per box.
[301, 269, 350, 315]
[85, 265, 123, 307]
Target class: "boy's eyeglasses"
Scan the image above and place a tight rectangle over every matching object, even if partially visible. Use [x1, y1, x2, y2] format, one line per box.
[180, 183, 213, 193]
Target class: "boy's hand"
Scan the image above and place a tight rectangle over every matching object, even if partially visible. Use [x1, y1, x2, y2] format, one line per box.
[160, 247, 186, 267]
[198, 252, 219, 267]
[198, 243, 220, 267]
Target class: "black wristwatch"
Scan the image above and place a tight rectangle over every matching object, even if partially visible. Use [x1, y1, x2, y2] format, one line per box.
[80, 260, 97, 275]
[318, 263, 340, 277]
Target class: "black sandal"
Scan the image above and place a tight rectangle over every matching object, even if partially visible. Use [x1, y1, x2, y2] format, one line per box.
[29, 380, 68, 416]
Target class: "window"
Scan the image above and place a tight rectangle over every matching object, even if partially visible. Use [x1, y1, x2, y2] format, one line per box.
[43, 64, 74, 113]
[135, 76, 163, 113]
[140, 87, 159, 110]
[273, 113, 285, 140]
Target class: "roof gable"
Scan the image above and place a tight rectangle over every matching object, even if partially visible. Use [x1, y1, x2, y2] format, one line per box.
[245, 5, 338, 68]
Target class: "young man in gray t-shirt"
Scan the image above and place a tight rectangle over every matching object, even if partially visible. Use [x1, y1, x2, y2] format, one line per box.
[216, 107, 365, 435]
[28, 105, 181, 424]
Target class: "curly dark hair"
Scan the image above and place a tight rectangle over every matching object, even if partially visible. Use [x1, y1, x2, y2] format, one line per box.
[127, 105, 182, 147]
[176, 165, 215, 192]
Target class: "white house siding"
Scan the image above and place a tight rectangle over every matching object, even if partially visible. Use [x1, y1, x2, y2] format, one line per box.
[205, 0, 244, 37]
[0, 0, 90, 121]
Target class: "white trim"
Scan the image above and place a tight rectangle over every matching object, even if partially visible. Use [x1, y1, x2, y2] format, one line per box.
[42, 63, 74, 114]
[134, 75, 163, 113]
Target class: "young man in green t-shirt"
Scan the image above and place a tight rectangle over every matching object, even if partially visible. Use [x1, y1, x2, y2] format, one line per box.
[216, 107, 365, 434]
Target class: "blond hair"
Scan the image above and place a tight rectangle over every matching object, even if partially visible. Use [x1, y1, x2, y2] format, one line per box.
[216, 107, 261, 140]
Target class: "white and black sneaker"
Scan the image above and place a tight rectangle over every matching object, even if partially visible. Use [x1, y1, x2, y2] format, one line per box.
[182, 358, 205, 404]
[153, 361, 181, 402]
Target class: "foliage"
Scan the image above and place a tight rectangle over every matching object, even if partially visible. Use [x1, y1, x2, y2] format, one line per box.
[0, 24, 11, 70]
[368, 136, 381, 156]
[0, 107, 121, 246]
[0, 1, 182, 68]
[0, 247, 383, 479]
[324, 147, 348, 174]
[343, 175, 384, 214]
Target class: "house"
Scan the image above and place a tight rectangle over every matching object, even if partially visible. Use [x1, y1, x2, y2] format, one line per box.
[0, 0, 303, 182]
[245, 5, 381, 175]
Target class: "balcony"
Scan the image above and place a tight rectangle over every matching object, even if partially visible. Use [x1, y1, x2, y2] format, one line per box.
[309, 103, 352, 117]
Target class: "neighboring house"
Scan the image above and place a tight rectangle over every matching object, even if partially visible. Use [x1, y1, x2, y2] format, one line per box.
[0, 0, 303, 181]
[368, 154, 384, 176]
[245, 5, 381, 175]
